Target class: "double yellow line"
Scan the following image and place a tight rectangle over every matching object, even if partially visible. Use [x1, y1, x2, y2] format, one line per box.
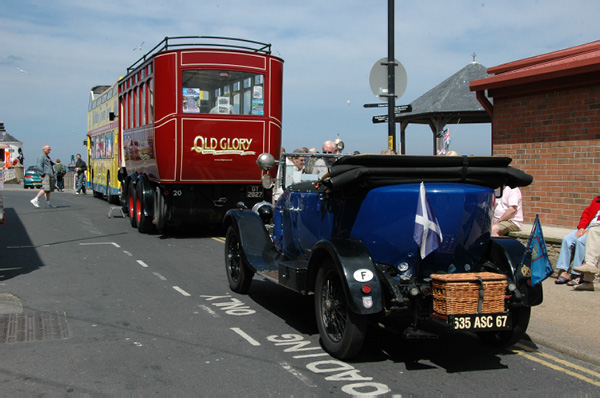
[211, 236, 599, 386]
[512, 343, 600, 386]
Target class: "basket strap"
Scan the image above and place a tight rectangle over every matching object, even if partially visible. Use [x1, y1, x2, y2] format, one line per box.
[476, 276, 484, 314]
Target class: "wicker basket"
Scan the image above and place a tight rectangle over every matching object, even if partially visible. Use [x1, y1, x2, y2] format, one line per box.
[431, 272, 507, 315]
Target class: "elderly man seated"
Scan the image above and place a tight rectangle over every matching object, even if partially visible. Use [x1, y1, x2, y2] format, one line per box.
[572, 226, 600, 291]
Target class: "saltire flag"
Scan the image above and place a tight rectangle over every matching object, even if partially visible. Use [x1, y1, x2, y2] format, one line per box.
[414, 182, 443, 258]
[523, 214, 552, 286]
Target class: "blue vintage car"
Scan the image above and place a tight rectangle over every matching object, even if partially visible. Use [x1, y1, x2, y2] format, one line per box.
[23, 165, 43, 189]
[224, 153, 540, 359]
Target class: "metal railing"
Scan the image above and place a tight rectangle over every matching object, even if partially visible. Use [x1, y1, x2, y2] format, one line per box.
[127, 36, 272, 74]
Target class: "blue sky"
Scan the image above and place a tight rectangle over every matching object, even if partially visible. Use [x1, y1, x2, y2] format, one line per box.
[0, 0, 598, 166]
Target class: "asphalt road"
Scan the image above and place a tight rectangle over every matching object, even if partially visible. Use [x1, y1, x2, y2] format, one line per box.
[0, 186, 599, 396]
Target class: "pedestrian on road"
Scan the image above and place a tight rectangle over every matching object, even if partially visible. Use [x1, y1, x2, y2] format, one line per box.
[54, 158, 66, 192]
[555, 196, 600, 286]
[75, 154, 87, 195]
[29, 145, 55, 209]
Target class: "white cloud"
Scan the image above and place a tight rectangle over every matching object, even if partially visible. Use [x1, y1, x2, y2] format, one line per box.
[0, 0, 598, 162]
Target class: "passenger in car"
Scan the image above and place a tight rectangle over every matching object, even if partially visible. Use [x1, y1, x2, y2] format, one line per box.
[313, 140, 337, 178]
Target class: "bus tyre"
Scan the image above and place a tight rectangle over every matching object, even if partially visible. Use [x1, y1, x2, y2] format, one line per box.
[128, 181, 137, 228]
[153, 188, 167, 234]
[106, 174, 116, 205]
[136, 182, 153, 233]
[315, 262, 367, 360]
[225, 226, 253, 294]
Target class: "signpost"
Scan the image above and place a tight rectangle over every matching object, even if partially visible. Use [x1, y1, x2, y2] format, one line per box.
[367, 0, 407, 153]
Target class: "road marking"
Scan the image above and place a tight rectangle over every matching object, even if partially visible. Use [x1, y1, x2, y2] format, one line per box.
[153, 272, 167, 281]
[123, 250, 132, 256]
[136, 260, 149, 268]
[231, 327, 261, 346]
[6, 246, 35, 249]
[279, 361, 316, 387]
[79, 242, 121, 248]
[515, 343, 599, 378]
[212, 237, 226, 243]
[512, 345, 600, 387]
[172, 286, 191, 297]
[198, 304, 219, 318]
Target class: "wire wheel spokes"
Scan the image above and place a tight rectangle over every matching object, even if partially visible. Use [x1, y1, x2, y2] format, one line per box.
[320, 272, 347, 343]
[227, 234, 242, 283]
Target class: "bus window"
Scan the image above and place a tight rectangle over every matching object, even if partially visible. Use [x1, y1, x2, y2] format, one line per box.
[182, 70, 264, 115]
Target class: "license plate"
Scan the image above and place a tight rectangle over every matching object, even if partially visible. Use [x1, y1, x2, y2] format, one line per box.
[246, 186, 263, 198]
[448, 313, 511, 331]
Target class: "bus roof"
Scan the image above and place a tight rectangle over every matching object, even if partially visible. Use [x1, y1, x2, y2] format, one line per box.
[126, 36, 272, 74]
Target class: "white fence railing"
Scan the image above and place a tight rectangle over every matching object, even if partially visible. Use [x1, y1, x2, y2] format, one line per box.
[3, 168, 15, 181]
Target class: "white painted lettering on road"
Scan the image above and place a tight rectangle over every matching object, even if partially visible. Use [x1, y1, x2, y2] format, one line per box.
[199, 294, 256, 315]
[267, 333, 391, 396]
[136, 260, 149, 268]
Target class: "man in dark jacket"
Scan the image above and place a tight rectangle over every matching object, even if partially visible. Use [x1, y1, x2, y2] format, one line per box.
[75, 153, 87, 195]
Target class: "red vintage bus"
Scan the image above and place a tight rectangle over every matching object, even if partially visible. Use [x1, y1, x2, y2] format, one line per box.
[118, 36, 283, 233]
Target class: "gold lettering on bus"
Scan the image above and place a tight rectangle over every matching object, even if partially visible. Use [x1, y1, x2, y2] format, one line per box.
[191, 135, 255, 156]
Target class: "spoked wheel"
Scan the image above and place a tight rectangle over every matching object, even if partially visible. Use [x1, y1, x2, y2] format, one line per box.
[128, 181, 137, 228]
[314, 262, 367, 359]
[477, 306, 531, 347]
[136, 182, 153, 233]
[224, 226, 253, 294]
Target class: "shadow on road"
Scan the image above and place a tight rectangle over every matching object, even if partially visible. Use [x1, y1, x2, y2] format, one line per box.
[0, 208, 44, 281]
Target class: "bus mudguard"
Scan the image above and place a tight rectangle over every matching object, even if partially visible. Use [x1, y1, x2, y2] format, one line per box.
[308, 239, 383, 315]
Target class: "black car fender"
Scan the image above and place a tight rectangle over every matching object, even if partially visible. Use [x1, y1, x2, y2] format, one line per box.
[486, 237, 543, 307]
[307, 238, 383, 315]
[223, 210, 277, 272]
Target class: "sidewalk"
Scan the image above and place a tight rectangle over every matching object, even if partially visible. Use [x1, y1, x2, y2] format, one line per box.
[527, 276, 600, 366]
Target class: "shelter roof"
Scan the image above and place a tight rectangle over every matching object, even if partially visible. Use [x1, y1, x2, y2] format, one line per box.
[0, 122, 22, 145]
[395, 61, 491, 125]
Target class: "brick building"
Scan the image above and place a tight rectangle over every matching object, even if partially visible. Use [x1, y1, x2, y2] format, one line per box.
[470, 41, 600, 228]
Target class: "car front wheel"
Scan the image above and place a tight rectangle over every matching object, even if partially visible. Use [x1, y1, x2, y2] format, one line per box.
[314, 262, 367, 360]
[225, 226, 253, 294]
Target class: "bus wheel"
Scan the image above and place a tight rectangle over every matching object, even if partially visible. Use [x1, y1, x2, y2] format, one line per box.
[106, 174, 116, 205]
[153, 188, 167, 234]
[128, 181, 137, 228]
[136, 182, 153, 233]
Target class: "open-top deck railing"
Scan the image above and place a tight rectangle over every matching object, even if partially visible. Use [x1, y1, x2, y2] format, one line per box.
[127, 36, 272, 74]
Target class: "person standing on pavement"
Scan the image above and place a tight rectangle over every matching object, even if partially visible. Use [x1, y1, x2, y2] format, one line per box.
[54, 158, 66, 192]
[30, 145, 55, 208]
[75, 153, 87, 195]
[555, 195, 600, 286]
